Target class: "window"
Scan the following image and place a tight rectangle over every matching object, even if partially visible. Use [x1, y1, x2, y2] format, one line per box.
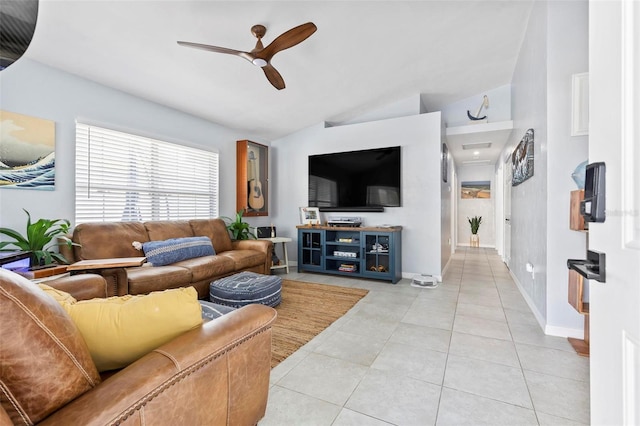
[75, 123, 218, 224]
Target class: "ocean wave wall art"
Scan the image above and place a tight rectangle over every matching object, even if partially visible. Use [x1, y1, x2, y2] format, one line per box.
[0, 110, 55, 191]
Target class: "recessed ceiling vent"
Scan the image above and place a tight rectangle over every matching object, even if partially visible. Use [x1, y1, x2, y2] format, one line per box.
[462, 142, 492, 150]
[462, 159, 492, 165]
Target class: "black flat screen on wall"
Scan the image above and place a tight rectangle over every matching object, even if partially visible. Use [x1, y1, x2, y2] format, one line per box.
[308, 146, 401, 210]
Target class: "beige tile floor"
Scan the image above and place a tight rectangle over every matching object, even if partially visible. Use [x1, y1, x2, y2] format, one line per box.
[260, 248, 590, 426]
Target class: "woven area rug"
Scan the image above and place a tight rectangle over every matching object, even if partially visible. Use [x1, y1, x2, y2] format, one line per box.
[271, 280, 369, 368]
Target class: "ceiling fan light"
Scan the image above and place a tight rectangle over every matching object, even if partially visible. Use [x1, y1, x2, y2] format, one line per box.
[252, 58, 268, 67]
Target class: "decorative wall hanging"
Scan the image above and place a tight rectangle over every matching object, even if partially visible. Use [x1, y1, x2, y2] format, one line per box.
[236, 140, 268, 216]
[467, 95, 489, 122]
[0, 110, 55, 190]
[442, 143, 448, 183]
[512, 129, 534, 186]
[461, 181, 491, 199]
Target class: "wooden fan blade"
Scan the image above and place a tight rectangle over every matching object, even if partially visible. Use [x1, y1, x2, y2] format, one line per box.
[177, 41, 254, 62]
[259, 22, 317, 61]
[262, 64, 286, 90]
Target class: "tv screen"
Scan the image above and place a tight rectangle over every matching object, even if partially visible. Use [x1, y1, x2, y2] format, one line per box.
[308, 146, 401, 210]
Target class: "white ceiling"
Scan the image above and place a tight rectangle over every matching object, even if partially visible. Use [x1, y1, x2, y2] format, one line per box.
[24, 0, 533, 155]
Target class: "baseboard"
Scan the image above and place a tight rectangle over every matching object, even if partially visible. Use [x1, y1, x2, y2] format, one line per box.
[508, 269, 547, 332]
[545, 324, 584, 339]
[441, 256, 452, 277]
[458, 243, 496, 248]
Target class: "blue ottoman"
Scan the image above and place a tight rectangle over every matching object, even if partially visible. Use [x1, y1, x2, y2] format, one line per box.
[199, 301, 236, 322]
[209, 271, 282, 308]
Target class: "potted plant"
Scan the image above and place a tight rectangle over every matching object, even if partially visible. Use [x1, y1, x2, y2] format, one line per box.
[222, 210, 256, 240]
[468, 216, 482, 247]
[0, 209, 77, 266]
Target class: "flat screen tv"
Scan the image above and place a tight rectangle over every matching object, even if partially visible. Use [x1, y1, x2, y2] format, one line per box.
[308, 146, 401, 211]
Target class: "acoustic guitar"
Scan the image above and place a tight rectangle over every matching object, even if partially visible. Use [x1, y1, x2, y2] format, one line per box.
[248, 151, 265, 210]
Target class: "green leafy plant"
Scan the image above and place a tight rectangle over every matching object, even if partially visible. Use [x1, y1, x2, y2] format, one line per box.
[0, 209, 76, 266]
[221, 209, 256, 240]
[468, 216, 482, 235]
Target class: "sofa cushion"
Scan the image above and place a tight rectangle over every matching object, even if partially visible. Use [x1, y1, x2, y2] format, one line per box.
[219, 249, 266, 270]
[57, 287, 203, 372]
[144, 220, 194, 241]
[0, 270, 101, 424]
[173, 255, 236, 282]
[126, 265, 192, 295]
[73, 222, 149, 260]
[142, 236, 215, 266]
[190, 218, 233, 253]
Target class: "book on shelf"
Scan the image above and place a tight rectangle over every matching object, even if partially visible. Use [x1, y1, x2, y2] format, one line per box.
[338, 263, 357, 272]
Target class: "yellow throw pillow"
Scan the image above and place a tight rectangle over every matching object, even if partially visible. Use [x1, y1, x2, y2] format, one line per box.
[38, 283, 78, 304]
[41, 286, 203, 372]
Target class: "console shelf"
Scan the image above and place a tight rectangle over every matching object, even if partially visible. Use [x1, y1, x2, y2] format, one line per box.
[297, 225, 402, 283]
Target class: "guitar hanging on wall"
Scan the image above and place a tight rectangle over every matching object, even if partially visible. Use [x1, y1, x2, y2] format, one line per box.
[248, 151, 265, 210]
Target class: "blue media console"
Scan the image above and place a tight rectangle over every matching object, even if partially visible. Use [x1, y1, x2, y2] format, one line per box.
[297, 225, 402, 284]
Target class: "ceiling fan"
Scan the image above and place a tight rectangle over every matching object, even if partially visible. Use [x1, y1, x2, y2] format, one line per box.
[177, 22, 317, 90]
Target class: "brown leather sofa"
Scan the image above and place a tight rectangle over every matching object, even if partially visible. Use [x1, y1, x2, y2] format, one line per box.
[0, 269, 276, 426]
[61, 219, 273, 299]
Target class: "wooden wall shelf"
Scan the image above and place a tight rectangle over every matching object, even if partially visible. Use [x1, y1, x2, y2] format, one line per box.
[568, 264, 590, 357]
[570, 189, 587, 231]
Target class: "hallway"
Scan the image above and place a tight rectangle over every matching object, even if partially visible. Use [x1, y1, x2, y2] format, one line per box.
[261, 248, 590, 425]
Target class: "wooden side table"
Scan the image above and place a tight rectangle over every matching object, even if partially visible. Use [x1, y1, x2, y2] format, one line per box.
[67, 257, 147, 273]
[260, 237, 292, 274]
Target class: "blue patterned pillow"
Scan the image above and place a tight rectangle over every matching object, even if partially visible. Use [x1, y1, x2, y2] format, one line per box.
[142, 237, 215, 266]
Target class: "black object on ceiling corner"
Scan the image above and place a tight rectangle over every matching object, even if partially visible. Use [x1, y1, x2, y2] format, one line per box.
[0, 0, 39, 71]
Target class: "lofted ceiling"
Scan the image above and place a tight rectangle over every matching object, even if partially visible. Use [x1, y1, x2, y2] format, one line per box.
[19, 0, 533, 162]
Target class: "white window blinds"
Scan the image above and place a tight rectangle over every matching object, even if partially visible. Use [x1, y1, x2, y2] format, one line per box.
[75, 123, 219, 224]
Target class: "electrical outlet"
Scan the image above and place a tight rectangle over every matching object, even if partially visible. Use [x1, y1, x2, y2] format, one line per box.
[526, 262, 535, 279]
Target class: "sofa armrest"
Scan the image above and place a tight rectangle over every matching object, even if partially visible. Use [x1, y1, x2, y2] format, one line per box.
[232, 239, 271, 253]
[68, 267, 128, 297]
[39, 304, 277, 426]
[57, 233, 77, 264]
[232, 239, 273, 274]
[46, 274, 109, 300]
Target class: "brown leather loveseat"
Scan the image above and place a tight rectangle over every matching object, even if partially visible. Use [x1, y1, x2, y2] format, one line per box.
[61, 219, 272, 299]
[0, 270, 276, 425]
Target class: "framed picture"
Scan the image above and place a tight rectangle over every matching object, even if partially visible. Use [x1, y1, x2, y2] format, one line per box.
[237, 140, 268, 217]
[512, 129, 534, 186]
[461, 181, 491, 199]
[0, 110, 56, 190]
[300, 207, 321, 225]
[442, 143, 448, 183]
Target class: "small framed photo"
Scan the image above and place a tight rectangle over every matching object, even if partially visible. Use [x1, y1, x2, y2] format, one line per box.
[300, 207, 321, 225]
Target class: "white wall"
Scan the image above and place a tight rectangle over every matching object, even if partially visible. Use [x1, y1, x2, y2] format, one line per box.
[544, 0, 588, 336]
[503, 0, 549, 321]
[441, 140, 453, 271]
[329, 94, 425, 127]
[271, 112, 445, 277]
[0, 59, 263, 233]
[457, 165, 496, 247]
[501, 0, 588, 336]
